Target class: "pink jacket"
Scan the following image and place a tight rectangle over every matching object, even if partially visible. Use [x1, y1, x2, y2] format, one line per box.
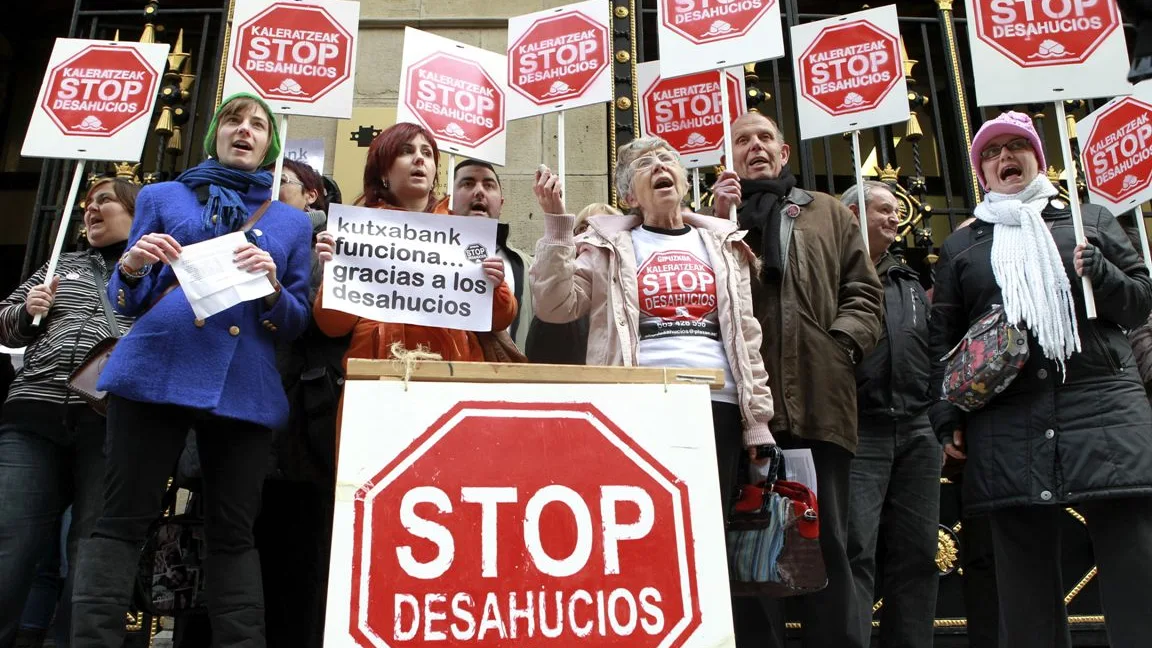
[530, 212, 775, 446]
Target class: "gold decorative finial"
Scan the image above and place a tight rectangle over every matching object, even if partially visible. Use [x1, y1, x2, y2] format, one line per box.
[1047, 165, 1062, 183]
[140, 23, 155, 44]
[155, 105, 174, 136]
[167, 29, 189, 73]
[112, 162, 142, 183]
[906, 111, 923, 142]
[743, 62, 759, 85]
[879, 164, 901, 184]
[113, 30, 120, 42]
[167, 126, 183, 155]
[900, 35, 917, 81]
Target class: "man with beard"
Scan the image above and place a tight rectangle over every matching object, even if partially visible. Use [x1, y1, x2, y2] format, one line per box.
[712, 111, 883, 648]
[451, 159, 533, 350]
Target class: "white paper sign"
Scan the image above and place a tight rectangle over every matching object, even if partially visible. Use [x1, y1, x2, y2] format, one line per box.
[790, 5, 909, 140]
[655, 0, 784, 79]
[321, 204, 498, 331]
[170, 232, 275, 319]
[1078, 82, 1152, 213]
[22, 39, 170, 161]
[963, 0, 1131, 105]
[221, 0, 360, 118]
[284, 137, 325, 173]
[397, 28, 509, 166]
[637, 62, 747, 168]
[327, 381, 735, 648]
[506, 0, 613, 120]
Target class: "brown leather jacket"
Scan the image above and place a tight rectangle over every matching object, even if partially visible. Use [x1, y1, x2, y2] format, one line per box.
[744, 187, 883, 453]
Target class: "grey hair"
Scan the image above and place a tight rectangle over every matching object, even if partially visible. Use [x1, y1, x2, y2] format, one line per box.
[614, 136, 683, 203]
[839, 180, 895, 211]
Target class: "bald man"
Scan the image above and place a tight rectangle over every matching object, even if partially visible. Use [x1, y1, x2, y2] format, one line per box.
[713, 111, 883, 648]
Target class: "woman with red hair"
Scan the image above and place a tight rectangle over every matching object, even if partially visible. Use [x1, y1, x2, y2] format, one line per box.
[313, 122, 516, 364]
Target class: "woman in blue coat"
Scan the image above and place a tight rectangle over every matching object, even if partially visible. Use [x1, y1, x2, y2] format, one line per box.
[70, 93, 313, 648]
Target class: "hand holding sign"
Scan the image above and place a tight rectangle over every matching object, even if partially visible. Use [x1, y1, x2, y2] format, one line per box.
[534, 165, 566, 214]
[710, 170, 741, 218]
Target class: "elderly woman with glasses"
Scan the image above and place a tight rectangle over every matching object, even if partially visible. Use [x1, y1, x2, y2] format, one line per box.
[530, 135, 775, 566]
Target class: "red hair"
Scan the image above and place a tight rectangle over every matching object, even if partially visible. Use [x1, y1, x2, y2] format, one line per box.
[358, 122, 440, 212]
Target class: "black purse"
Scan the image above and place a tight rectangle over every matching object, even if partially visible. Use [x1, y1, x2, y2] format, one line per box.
[133, 481, 207, 617]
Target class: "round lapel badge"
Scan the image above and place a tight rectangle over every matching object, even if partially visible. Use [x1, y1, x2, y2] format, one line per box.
[785, 204, 800, 219]
[65, 272, 80, 280]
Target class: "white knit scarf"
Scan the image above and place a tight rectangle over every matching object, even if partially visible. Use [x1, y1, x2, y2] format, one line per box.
[973, 173, 1081, 372]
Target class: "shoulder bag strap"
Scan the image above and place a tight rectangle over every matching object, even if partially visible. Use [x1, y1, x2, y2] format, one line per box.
[242, 200, 272, 232]
[89, 255, 122, 339]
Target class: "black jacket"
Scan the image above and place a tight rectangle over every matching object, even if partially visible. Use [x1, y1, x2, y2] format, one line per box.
[928, 200, 1152, 514]
[856, 254, 932, 421]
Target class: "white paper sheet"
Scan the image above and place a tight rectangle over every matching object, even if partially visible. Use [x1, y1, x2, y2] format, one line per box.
[170, 232, 275, 319]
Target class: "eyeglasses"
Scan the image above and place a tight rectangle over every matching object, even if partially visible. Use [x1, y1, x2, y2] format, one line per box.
[630, 151, 681, 171]
[281, 176, 304, 188]
[979, 137, 1033, 160]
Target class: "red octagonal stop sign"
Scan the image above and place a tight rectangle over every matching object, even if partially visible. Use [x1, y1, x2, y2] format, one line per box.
[662, 0, 778, 44]
[1083, 97, 1152, 205]
[41, 45, 159, 137]
[798, 20, 902, 117]
[350, 402, 701, 648]
[642, 70, 742, 156]
[405, 53, 506, 148]
[971, 0, 1120, 68]
[509, 12, 609, 106]
[231, 3, 353, 102]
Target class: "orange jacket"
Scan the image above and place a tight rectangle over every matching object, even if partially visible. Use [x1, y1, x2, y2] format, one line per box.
[313, 197, 517, 365]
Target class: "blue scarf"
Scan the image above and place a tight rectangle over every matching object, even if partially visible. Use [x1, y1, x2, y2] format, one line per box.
[176, 159, 273, 240]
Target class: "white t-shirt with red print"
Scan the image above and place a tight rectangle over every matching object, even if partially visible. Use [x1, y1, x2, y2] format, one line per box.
[631, 225, 737, 404]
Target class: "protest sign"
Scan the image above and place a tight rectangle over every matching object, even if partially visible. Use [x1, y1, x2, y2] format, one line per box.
[1079, 82, 1152, 214]
[398, 28, 508, 167]
[790, 5, 908, 140]
[22, 39, 169, 161]
[507, 0, 612, 120]
[963, 0, 1130, 105]
[222, 0, 360, 118]
[284, 137, 325, 173]
[637, 61, 746, 168]
[322, 204, 498, 331]
[655, 0, 784, 79]
[327, 380, 735, 647]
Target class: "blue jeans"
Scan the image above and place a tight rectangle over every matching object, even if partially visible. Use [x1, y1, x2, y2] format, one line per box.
[846, 415, 942, 648]
[0, 406, 107, 648]
[18, 507, 70, 631]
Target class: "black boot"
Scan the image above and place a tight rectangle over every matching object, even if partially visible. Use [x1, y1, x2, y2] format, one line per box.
[69, 537, 140, 648]
[204, 551, 266, 648]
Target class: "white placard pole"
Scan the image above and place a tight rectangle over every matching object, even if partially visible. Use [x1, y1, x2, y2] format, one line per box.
[1054, 100, 1096, 319]
[718, 75, 736, 222]
[557, 111, 566, 192]
[270, 115, 289, 199]
[851, 130, 868, 248]
[1136, 207, 1152, 271]
[447, 154, 456, 212]
[34, 160, 87, 326]
[692, 168, 701, 211]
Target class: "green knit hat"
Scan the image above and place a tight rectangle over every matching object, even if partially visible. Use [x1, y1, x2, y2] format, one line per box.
[203, 92, 282, 167]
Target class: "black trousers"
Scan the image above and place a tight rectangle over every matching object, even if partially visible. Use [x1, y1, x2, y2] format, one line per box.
[731, 436, 861, 648]
[988, 498, 1152, 648]
[73, 396, 274, 648]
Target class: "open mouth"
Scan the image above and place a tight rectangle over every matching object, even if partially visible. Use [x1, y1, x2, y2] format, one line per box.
[232, 140, 253, 152]
[410, 168, 427, 179]
[748, 155, 770, 168]
[653, 177, 674, 190]
[469, 200, 488, 214]
[999, 164, 1022, 181]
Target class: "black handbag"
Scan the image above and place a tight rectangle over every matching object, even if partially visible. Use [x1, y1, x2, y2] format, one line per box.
[133, 482, 207, 617]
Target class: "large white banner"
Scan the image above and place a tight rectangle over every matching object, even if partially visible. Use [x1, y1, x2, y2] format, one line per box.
[963, 0, 1130, 105]
[790, 5, 909, 140]
[321, 204, 498, 331]
[222, 0, 360, 118]
[327, 380, 735, 647]
[506, 0, 613, 120]
[22, 39, 170, 161]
